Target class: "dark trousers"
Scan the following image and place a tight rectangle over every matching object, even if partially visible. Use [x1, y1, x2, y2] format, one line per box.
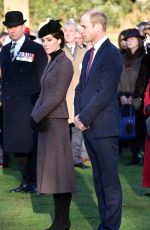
[84, 133, 122, 230]
[69, 124, 83, 164]
[14, 152, 37, 185]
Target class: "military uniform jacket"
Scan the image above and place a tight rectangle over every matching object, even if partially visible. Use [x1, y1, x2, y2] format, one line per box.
[0, 37, 47, 153]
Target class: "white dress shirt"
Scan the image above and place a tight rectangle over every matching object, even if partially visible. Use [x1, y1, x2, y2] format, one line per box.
[92, 36, 108, 63]
[12, 35, 26, 57]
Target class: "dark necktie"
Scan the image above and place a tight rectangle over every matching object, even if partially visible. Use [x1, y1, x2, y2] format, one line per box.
[10, 42, 16, 61]
[86, 47, 94, 80]
[68, 46, 73, 54]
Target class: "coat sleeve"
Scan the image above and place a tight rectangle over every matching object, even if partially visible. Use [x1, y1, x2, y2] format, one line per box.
[33, 43, 48, 79]
[144, 83, 150, 115]
[134, 54, 150, 98]
[74, 53, 89, 116]
[79, 48, 123, 127]
[32, 59, 73, 123]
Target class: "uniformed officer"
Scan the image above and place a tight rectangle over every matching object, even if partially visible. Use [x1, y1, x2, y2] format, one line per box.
[0, 11, 48, 192]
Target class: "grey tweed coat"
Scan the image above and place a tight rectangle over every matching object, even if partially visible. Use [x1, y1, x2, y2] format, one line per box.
[31, 51, 76, 194]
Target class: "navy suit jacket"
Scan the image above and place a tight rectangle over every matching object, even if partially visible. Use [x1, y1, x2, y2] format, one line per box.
[74, 38, 123, 138]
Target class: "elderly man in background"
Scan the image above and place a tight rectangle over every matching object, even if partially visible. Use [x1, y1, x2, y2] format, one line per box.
[64, 19, 89, 169]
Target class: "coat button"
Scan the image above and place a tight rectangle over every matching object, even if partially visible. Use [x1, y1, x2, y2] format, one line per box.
[97, 89, 99, 92]
[16, 96, 20, 100]
[6, 96, 10, 100]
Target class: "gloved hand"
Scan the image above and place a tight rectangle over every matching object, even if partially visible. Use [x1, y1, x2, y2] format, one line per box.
[30, 117, 47, 131]
[30, 117, 40, 130]
[132, 97, 142, 111]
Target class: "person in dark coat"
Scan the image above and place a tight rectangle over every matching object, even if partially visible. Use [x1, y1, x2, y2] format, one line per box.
[142, 80, 150, 190]
[74, 10, 122, 230]
[118, 29, 129, 56]
[0, 11, 47, 192]
[142, 81, 150, 188]
[118, 28, 146, 165]
[0, 31, 10, 168]
[31, 19, 76, 230]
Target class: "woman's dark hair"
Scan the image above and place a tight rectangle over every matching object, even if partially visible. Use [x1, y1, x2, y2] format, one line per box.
[51, 29, 65, 49]
[118, 29, 130, 49]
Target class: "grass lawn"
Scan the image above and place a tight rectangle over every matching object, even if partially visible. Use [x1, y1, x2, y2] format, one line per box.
[0, 150, 150, 230]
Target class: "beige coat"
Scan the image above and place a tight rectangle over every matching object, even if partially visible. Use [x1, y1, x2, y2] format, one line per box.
[64, 45, 85, 123]
[32, 51, 76, 194]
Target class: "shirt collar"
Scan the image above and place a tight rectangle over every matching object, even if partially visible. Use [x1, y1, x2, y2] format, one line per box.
[12, 34, 26, 46]
[93, 36, 108, 53]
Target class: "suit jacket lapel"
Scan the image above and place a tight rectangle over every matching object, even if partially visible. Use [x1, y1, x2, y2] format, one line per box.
[83, 38, 110, 87]
[3, 43, 16, 81]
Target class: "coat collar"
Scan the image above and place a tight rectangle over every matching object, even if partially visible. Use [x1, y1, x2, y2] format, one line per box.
[43, 50, 66, 76]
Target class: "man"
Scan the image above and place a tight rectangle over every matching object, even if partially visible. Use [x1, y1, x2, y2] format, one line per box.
[0, 11, 47, 192]
[143, 21, 150, 54]
[64, 20, 89, 169]
[136, 21, 148, 36]
[0, 31, 10, 168]
[74, 10, 122, 229]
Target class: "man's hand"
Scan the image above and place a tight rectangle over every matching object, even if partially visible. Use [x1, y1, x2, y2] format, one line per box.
[74, 115, 88, 131]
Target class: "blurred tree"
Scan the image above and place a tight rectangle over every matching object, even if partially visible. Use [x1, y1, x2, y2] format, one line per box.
[29, 0, 100, 28]
[102, 0, 135, 2]
[138, 0, 150, 11]
[29, 0, 134, 29]
[0, 0, 4, 31]
[0, 0, 149, 30]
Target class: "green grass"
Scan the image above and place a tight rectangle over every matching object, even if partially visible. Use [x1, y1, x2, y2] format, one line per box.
[0, 151, 150, 230]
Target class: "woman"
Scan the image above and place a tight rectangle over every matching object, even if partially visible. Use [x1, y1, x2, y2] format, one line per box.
[118, 29, 129, 55]
[142, 79, 150, 189]
[142, 54, 150, 190]
[31, 19, 76, 230]
[118, 28, 145, 165]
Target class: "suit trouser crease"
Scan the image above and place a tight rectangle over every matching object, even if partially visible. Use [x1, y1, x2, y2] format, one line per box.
[84, 134, 122, 230]
[70, 126, 83, 164]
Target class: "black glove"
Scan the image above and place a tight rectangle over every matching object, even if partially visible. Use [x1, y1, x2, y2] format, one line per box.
[30, 116, 47, 131]
[30, 117, 40, 130]
[132, 97, 142, 111]
[145, 104, 150, 116]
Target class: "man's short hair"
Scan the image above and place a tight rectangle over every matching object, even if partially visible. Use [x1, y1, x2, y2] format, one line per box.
[64, 19, 78, 31]
[85, 10, 107, 31]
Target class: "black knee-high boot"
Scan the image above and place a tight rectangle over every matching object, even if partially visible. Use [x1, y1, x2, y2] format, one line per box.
[46, 193, 72, 230]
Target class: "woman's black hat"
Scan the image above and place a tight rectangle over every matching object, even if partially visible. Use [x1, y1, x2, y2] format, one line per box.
[3, 11, 26, 27]
[38, 19, 62, 38]
[123, 28, 145, 40]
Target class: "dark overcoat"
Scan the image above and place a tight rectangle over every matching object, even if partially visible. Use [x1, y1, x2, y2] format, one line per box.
[143, 82, 150, 187]
[0, 37, 47, 153]
[32, 51, 76, 194]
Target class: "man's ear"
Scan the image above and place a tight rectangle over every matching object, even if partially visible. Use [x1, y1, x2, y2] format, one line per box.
[95, 23, 102, 32]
